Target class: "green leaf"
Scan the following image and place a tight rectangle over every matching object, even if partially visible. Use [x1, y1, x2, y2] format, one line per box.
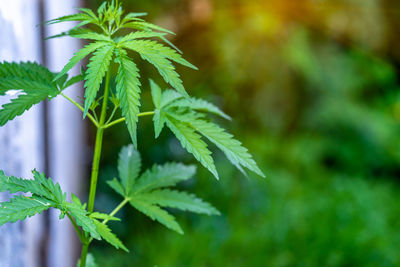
[66, 202, 101, 240]
[0, 196, 51, 225]
[167, 98, 231, 120]
[123, 21, 175, 35]
[129, 198, 183, 234]
[83, 44, 115, 116]
[136, 189, 220, 215]
[189, 119, 265, 177]
[107, 178, 125, 197]
[121, 40, 188, 97]
[63, 73, 84, 89]
[0, 61, 54, 84]
[93, 220, 129, 252]
[150, 79, 162, 108]
[152, 109, 166, 138]
[115, 48, 141, 147]
[54, 41, 107, 82]
[160, 89, 183, 108]
[132, 163, 196, 194]
[69, 29, 113, 42]
[117, 144, 141, 196]
[90, 212, 120, 222]
[164, 115, 218, 179]
[118, 31, 166, 44]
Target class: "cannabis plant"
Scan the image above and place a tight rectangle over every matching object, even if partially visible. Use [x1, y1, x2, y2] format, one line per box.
[0, 1, 264, 266]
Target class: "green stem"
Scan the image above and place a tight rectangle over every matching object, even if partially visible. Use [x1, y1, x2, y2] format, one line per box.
[104, 198, 130, 224]
[79, 69, 112, 267]
[61, 93, 99, 127]
[102, 111, 155, 129]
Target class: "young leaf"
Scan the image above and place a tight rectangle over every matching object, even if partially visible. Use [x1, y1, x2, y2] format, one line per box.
[90, 212, 120, 222]
[117, 144, 141, 196]
[93, 220, 129, 252]
[115, 49, 141, 148]
[0, 196, 51, 225]
[83, 44, 115, 116]
[165, 115, 218, 179]
[132, 163, 196, 194]
[129, 198, 183, 234]
[136, 189, 220, 215]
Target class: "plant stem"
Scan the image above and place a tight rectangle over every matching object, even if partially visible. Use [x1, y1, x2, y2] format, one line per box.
[102, 111, 155, 129]
[103, 198, 130, 224]
[61, 92, 99, 127]
[79, 69, 112, 267]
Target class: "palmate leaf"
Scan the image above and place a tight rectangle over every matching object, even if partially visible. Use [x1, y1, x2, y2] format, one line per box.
[108, 147, 218, 234]
[93, 220, 128, 252]
[0, 61, 54, 83]
[165, 115, 218, 179]
[150, 81, 265, 178]
[117, 144, 141, 196]
[136, 189, 220, 216]
[115, 48, 141, 148]
[0, 196, 51, 225]
[83, 44, 115, 116]
[129, 198, 183, 234]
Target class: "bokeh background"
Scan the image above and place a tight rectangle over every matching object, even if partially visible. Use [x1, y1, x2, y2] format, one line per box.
[83, 0, 400, 266]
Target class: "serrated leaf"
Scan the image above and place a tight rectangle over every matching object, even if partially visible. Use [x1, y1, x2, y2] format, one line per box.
[69, 29, 113, 42]
[136, 189, 220, 215]
[160, 89, 183, 108]
[132, 163, 196, 194]
[90, 212, 120, 222]
[167, 98, 231, 120]
[54, 41, 107, 82]
[93, 220, 129, 252]
[66, 202, 101, 240]
[121, 40, 188, 97]
[63, 73, 84, 89]
[123, 21, 175, 35]
[118, 31, 166, 44]
[115, 48, 141, 147]
[0, 61, 54, 84]
[83, 44, 115, 116]
[0, 196, 51, 225]
[153, 109, 166, 138]
[117, 144, 141, 196]
[129, 198, 183, 234]
[164, 115, 218, 179]
[188, 119, 265, 177]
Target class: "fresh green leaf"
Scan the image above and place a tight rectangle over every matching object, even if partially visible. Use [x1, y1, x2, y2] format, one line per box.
[129, 198, 183, 234]
[167, 98, 231, 120]
[165, 115, 218, 179]
[132, 163, 196, 194]
[54, 41, 107, 82]
[115, 48, 141, 147]
[117, 144, 141, 196]
[66, 202, 101, 240]
[93, 220, 129, 252]
[83, 44, 115, 116]
[0, 196, 51, 225]
[136, 189, 220, 215]
[107, 178, 125, 197]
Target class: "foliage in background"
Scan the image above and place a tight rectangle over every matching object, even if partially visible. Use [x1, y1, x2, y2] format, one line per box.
[87, 0, 400, 266]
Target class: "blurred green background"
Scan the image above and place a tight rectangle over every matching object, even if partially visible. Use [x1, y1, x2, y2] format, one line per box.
[85, 0, 400, 266]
